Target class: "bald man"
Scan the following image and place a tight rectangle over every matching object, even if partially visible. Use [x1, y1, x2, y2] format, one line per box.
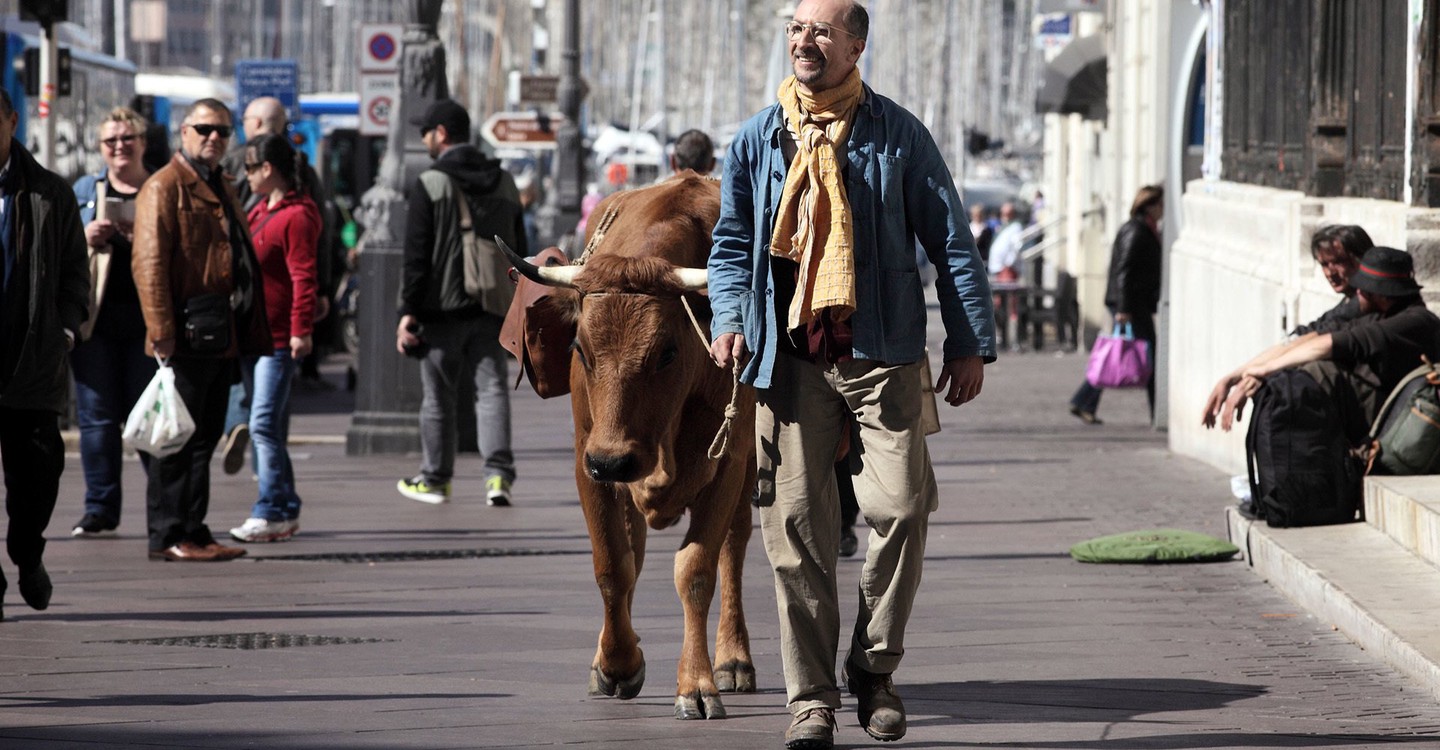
[708, 0, 993, 746]
[221, 97, 288, 210]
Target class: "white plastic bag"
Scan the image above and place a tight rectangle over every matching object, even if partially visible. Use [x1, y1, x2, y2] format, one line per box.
[122, 361, 195, 457]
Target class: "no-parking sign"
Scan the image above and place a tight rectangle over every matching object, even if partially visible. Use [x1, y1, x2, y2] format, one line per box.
[359, 24, 403, 72]
[359, 74, 398, 136]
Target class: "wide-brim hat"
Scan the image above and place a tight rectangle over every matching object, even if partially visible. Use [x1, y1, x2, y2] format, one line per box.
[1350, 246, 1423, 297]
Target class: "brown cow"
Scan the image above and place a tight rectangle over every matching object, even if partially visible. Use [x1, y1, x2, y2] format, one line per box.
[500, 174, 757, 720]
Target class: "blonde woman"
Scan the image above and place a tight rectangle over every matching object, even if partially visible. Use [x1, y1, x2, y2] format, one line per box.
[69, 107, 156, 538]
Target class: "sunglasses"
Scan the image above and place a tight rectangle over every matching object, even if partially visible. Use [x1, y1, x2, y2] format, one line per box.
[101, 134, 138, 149]
[243, 162, 264, 173]
[188, 123, 232, 139]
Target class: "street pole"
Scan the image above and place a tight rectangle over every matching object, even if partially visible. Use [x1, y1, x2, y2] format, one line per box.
[39, 18, 57, 170]
[536, 0, 585, 253]
[345, 0, 449, 455]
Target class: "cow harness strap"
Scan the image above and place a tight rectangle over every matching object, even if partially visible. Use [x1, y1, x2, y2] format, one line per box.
[681, 295, 743, 461]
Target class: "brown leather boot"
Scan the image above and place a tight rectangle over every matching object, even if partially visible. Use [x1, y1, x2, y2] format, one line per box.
[844, 659, 906, 741]
[784, 707, 835, 749]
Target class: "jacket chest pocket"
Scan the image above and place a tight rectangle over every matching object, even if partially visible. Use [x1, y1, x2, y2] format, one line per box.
[876, 154, 906, 216]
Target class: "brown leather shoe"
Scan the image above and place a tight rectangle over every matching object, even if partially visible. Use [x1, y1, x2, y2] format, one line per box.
[149, 542, 220, 561]
[784, 707, 835, 749]
[844, 659, 907, 742]
[202, 542, 247, 561]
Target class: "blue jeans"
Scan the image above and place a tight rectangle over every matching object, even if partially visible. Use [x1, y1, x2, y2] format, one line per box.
[71, 333, 157, 524]
[224, 381, 249, 435]
[242, 349, 300, 521]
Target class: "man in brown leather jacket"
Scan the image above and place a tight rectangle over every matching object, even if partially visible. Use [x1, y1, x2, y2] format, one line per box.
[132, 98, 269, 562]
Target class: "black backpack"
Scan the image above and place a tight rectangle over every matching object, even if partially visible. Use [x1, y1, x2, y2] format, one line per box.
[1245, 368, 1361, 527]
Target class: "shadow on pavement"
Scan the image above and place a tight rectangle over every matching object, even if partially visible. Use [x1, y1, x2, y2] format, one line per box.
[909, 678, 1266, 724]
[25, 608, 542, 623]
[903, 734, 1440, 749]
[898, 679, 1435, 746]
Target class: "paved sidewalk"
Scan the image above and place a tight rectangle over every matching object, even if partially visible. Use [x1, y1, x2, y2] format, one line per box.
[4, 344, 1440, 749]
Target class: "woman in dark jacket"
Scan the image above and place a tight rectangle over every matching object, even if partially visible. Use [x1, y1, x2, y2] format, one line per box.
[1069, 185, 1164, 424]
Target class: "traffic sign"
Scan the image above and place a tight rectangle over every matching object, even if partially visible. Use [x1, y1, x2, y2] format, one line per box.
[359, 74, 398, 136]
[360, 24, 404, 72]
[481, 111, 566, 150]
[236, 59, 299, 123]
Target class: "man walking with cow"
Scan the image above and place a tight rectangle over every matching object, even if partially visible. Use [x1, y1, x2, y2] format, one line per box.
[708, 1, 995, 747]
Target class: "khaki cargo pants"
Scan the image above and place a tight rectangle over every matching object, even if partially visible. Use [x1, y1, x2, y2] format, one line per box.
[755, 353, 938, 715]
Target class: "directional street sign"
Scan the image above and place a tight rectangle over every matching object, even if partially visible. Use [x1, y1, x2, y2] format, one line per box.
[519, 75, 559, 103]
[480, 111, 566, 150]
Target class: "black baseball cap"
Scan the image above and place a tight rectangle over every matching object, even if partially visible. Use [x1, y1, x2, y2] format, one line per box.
[408, 98, 471, 140]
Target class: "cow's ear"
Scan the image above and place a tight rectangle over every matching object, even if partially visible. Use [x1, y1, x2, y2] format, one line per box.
[550, 288, 583, 325]
[532, 289, 582, 326]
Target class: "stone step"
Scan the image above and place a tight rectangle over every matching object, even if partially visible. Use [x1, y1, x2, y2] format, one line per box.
[1225, 505, 1440, 702]
[1365, 476, 1440, 569]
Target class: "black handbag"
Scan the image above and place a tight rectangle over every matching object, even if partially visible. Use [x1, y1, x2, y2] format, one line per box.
[181, 293, 232, 354]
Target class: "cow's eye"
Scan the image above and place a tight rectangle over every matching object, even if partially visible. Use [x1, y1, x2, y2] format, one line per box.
[657, 342, 678, 371]
[572, 341, 591, 371]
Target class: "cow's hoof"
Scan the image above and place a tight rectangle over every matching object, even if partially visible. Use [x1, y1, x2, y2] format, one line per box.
[589, 663, 646, 700]
[714, 660, 757, 693]
[674, 691, 726, 720]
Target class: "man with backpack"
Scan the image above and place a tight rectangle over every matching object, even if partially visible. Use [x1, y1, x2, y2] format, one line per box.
[1200, 224, 1374, 428]
[394, 98, 527, 507]
[1211, 247, 1440, 526]
[1217, 247, 1440, 437]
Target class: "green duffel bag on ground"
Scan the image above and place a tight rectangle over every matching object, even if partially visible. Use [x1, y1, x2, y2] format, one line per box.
[1069, 529, 1240, 564]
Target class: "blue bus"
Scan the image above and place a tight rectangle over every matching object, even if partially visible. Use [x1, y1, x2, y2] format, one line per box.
[2, 27, 137, 182]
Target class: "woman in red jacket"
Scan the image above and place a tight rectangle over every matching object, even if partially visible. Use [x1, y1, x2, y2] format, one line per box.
[229, 134, 320, 543]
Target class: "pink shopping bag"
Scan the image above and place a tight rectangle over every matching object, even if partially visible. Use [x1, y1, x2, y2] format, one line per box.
[1086, 323, 1152, 388]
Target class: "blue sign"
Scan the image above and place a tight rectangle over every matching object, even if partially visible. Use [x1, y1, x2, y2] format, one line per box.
[368, 34, 397, 64]
[235, 59, 299, 126]
[1039, 15, 1072, 36]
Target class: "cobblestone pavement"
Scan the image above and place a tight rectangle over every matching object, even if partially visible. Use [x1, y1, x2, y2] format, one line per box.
[2, 337, 1440, 749]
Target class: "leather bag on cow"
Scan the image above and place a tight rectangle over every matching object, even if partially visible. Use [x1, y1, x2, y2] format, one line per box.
[500, 246, 577, 398]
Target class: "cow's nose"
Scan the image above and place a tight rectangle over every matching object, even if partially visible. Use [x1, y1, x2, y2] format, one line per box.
[585, 452, 638, 483]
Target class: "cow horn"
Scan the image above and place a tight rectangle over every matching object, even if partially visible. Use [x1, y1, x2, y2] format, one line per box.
[495, 236, 580, 288]
[674, 267, 708, 291]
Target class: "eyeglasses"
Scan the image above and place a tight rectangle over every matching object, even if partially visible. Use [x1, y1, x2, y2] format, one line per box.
[101, 134, 138, 149]
[188, 123, 232, 139]
[243, 162, 264, 173]
[784, 20, 854, 42]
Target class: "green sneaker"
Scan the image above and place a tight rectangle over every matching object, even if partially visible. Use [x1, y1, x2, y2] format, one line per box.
[398, 475, 450, 505]
[485, 476, 512, 507]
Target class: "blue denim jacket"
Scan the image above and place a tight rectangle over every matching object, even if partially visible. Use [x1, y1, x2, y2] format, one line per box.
[708, 86, 996, 389]
[72, 169, 107, 225]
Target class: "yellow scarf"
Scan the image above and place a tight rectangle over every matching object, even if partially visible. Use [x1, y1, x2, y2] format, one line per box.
[771, 68, 864, 328]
